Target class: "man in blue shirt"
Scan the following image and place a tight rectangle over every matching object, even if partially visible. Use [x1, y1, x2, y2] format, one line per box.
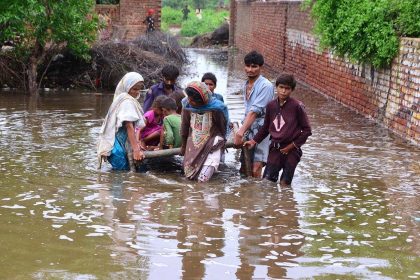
[233, 51, 274, 178]
[143, 64, 181, 112]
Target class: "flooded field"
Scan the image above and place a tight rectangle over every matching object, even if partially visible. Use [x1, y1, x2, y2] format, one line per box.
[0, 49, 419, 279]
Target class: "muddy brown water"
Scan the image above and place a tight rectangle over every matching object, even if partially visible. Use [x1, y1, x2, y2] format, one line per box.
[0, 49, 419, 279]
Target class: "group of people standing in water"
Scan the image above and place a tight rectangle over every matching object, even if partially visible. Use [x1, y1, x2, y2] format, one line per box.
[97, 50, 312, 185]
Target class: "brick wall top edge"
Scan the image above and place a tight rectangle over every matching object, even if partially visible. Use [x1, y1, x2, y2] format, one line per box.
[96, 4, 119, 7]
[401, 37, 420, 41]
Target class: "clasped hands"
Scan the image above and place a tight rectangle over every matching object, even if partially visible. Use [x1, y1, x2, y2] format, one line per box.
[234, 130, 256, 150]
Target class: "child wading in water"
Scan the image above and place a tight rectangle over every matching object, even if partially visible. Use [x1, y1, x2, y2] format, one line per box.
[140, 95, 167, 150]
[159, 97, 182, 149]
[244, 74, 312, 186]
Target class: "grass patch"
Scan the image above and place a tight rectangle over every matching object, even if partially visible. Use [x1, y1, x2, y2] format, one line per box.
[162, 6, 229, 37]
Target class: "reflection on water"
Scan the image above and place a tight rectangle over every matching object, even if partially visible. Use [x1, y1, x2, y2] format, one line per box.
[0, 49, 419, 279]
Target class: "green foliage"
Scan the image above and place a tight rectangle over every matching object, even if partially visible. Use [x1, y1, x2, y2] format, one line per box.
[180, 9, 229, 37]
[161, 6, 184, 26]
[392, 0, 420, 37]
[304, 0, 419, 68]
[0, 0, 99, 60]
[161, 6, 228, 37]
[163, 0, 228, 10]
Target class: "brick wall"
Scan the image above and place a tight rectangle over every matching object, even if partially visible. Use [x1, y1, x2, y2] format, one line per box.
[95, 0, 161, 41]
[231, 1, 420, 145]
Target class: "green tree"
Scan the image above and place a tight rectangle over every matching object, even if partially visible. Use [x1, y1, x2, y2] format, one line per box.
[0, 0, 99, 94]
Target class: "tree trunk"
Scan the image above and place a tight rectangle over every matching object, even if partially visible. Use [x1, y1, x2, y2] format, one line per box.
[26, 41, 46, 95]
[27, 55, 39, 95]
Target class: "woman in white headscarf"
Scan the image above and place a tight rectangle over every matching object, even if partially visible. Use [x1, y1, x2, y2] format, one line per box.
[97, 72, 146, 171]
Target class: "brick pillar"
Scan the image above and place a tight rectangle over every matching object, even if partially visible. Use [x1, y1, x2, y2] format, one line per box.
[229, 0, 236, 47]
[117, 0, 162, 40]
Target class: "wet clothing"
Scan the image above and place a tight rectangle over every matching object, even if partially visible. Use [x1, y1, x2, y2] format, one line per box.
[107, 127, 130, 170]
[181, 110, 227, 180]
[263, 147, 302, 184]
[253, 97, 312, 183]
[97, 92, 145, 170]
[143, 82, 181, 112]
[163, 114, 182, 148]
[242, 75, 274, 163]
[181, 81, 229, 181]
[141, 110, 163, 146]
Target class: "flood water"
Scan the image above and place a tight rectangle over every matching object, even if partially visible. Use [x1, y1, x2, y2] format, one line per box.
[0, 49, 419, 279]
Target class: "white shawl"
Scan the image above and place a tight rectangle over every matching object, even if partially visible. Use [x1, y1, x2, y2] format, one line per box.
[97, 93, 145, 161]
[113, 72, 144, 100]
[97, 72, 145, 166]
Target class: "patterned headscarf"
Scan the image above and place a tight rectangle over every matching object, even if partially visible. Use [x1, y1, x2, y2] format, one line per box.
[184, 81, 210, 105]
[182, 81, 230, 137]
[113, 72, 144, 100]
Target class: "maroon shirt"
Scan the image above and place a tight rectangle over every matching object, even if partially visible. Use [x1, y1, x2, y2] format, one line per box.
[253, 97, 312, 148]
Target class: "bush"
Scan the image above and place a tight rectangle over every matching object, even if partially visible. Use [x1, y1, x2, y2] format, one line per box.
[304, 0, 419, 68]
[393, 0, 420, 37]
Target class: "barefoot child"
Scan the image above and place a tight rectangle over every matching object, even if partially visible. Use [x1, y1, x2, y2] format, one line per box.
[243, 74, 312, 186]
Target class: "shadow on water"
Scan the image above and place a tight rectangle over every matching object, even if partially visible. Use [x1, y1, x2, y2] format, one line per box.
[0, 49, 419, 279]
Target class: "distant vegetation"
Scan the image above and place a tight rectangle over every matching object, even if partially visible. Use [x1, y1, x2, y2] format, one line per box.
[304, 0, 420, 68]
[161, 6, 229, 37]
[163, 0, 228, 9]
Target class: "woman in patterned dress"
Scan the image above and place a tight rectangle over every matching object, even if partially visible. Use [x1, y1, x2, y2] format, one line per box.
[180, 81, 229, 182]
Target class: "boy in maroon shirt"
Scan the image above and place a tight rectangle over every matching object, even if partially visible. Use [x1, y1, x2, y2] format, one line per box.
[243, 74, 312, 186]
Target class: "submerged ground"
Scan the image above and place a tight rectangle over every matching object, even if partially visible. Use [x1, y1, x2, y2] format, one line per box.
[0, 49, 419, 279]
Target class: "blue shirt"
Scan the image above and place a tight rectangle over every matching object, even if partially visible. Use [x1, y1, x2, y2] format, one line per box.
[243, 75, 274, 125]
[213, 92, 224, 103]
[242, 75, 274, 162]
[143, 82, 181, 112]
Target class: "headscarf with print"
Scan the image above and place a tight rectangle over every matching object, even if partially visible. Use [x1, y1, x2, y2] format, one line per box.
[182, 81, 230, 136]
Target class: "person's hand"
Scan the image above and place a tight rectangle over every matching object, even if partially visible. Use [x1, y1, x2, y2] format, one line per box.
[234, 130, 244, 146]
[133, 149, 145, 161]
[139, 140, 146, 150]
[279, 143, 295, 155]
[180, 145, 186, 156]
[146, 145, 157, 151]
[243, 139, 256, 149]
